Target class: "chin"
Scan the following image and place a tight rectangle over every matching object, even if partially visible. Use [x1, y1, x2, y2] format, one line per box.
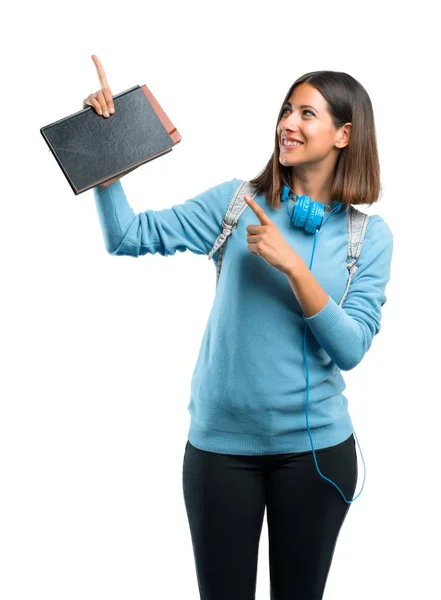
[279, 155, 301, 166]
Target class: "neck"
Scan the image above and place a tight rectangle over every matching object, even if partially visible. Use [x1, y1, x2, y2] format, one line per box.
[289, 156, 337, 206]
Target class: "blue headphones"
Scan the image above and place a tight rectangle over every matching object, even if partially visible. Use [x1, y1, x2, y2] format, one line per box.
[280, 183, 363, 504]
[280, 184, 343, 233]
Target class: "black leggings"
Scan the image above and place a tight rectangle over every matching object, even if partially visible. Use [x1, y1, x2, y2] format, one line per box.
[182, 434, 357, 600]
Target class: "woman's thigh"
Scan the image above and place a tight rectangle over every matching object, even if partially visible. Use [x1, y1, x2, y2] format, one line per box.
[182, 441, 266, 600]
[266, 434, 358, 600]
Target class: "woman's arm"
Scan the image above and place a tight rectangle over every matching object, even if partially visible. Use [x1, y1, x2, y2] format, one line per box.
[285, 216, 394, 371]
[93, 178, 241, 257]
[285, 259, 329, 318]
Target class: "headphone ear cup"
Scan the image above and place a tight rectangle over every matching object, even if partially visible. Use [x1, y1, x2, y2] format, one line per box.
[283, 190, 329, 233]
[292, 195, 326, 233]
[305, 201, 325, 233]
[292, 195, 310, 228]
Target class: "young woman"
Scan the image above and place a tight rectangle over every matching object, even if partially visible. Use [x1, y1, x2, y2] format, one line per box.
[85, 55, 393, 600]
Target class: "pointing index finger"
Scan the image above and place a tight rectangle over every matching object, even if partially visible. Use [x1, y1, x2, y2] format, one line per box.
[91, 54, 111, 92]
[244, 195, 272, 225]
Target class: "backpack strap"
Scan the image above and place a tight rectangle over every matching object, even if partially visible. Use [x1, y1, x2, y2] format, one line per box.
[338, 205, 369, 306]
[208, 181, 258, 287]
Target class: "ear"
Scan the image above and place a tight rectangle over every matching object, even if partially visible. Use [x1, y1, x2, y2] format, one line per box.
[335, 122, 352, 149]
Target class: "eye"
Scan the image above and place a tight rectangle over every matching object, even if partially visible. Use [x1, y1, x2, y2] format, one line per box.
[281, 106, 315, 117]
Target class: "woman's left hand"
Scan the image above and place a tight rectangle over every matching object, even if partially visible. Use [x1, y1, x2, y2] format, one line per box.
[244, 194, 300, 275]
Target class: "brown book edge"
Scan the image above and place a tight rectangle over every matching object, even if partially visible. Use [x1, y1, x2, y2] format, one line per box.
[99, 84, 181, 188]
[141, 84, 182, 145]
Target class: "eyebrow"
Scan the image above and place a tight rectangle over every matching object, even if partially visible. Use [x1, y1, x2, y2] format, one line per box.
[284, 101, 319, 113]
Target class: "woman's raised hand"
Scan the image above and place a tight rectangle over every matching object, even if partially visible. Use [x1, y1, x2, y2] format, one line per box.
[82, 55, 115, 118]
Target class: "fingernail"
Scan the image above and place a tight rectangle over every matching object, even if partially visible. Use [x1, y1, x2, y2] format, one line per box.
[104, 110, 109, 117]
[109, 107, 115, 114]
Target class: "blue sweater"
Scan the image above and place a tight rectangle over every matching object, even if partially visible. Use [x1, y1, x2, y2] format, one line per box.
[93, 178, 393, 455]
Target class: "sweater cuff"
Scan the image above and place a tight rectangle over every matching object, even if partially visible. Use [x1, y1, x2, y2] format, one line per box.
[303, 295, 343, 333]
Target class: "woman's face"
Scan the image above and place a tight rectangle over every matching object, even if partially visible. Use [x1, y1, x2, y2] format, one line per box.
[276, 82, 349, 168]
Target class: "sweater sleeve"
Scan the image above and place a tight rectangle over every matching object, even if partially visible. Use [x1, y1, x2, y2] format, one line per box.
[303, 215, 394, 371]
[92, 178, 240, 257]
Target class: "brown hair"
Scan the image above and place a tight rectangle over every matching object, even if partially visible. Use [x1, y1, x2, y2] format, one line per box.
[249, 70, 381, 209]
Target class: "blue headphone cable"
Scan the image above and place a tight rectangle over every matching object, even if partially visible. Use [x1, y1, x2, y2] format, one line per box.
[284, 194, 366, 504]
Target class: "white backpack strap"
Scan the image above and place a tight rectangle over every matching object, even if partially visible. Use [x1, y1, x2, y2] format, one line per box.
[339, 205, 369, 307]
[208, 181, 258, 287]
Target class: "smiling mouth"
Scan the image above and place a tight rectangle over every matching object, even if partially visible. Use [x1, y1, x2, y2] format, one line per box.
[281, 139, 304, 149]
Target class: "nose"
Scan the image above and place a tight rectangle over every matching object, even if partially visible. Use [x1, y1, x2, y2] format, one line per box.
[282, 110, 302, 131]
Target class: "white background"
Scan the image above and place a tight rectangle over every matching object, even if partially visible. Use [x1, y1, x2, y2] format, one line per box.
[1, 1, 439, 598]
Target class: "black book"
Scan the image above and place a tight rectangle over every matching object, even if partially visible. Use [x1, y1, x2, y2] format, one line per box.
[40, 84, 182, 195]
